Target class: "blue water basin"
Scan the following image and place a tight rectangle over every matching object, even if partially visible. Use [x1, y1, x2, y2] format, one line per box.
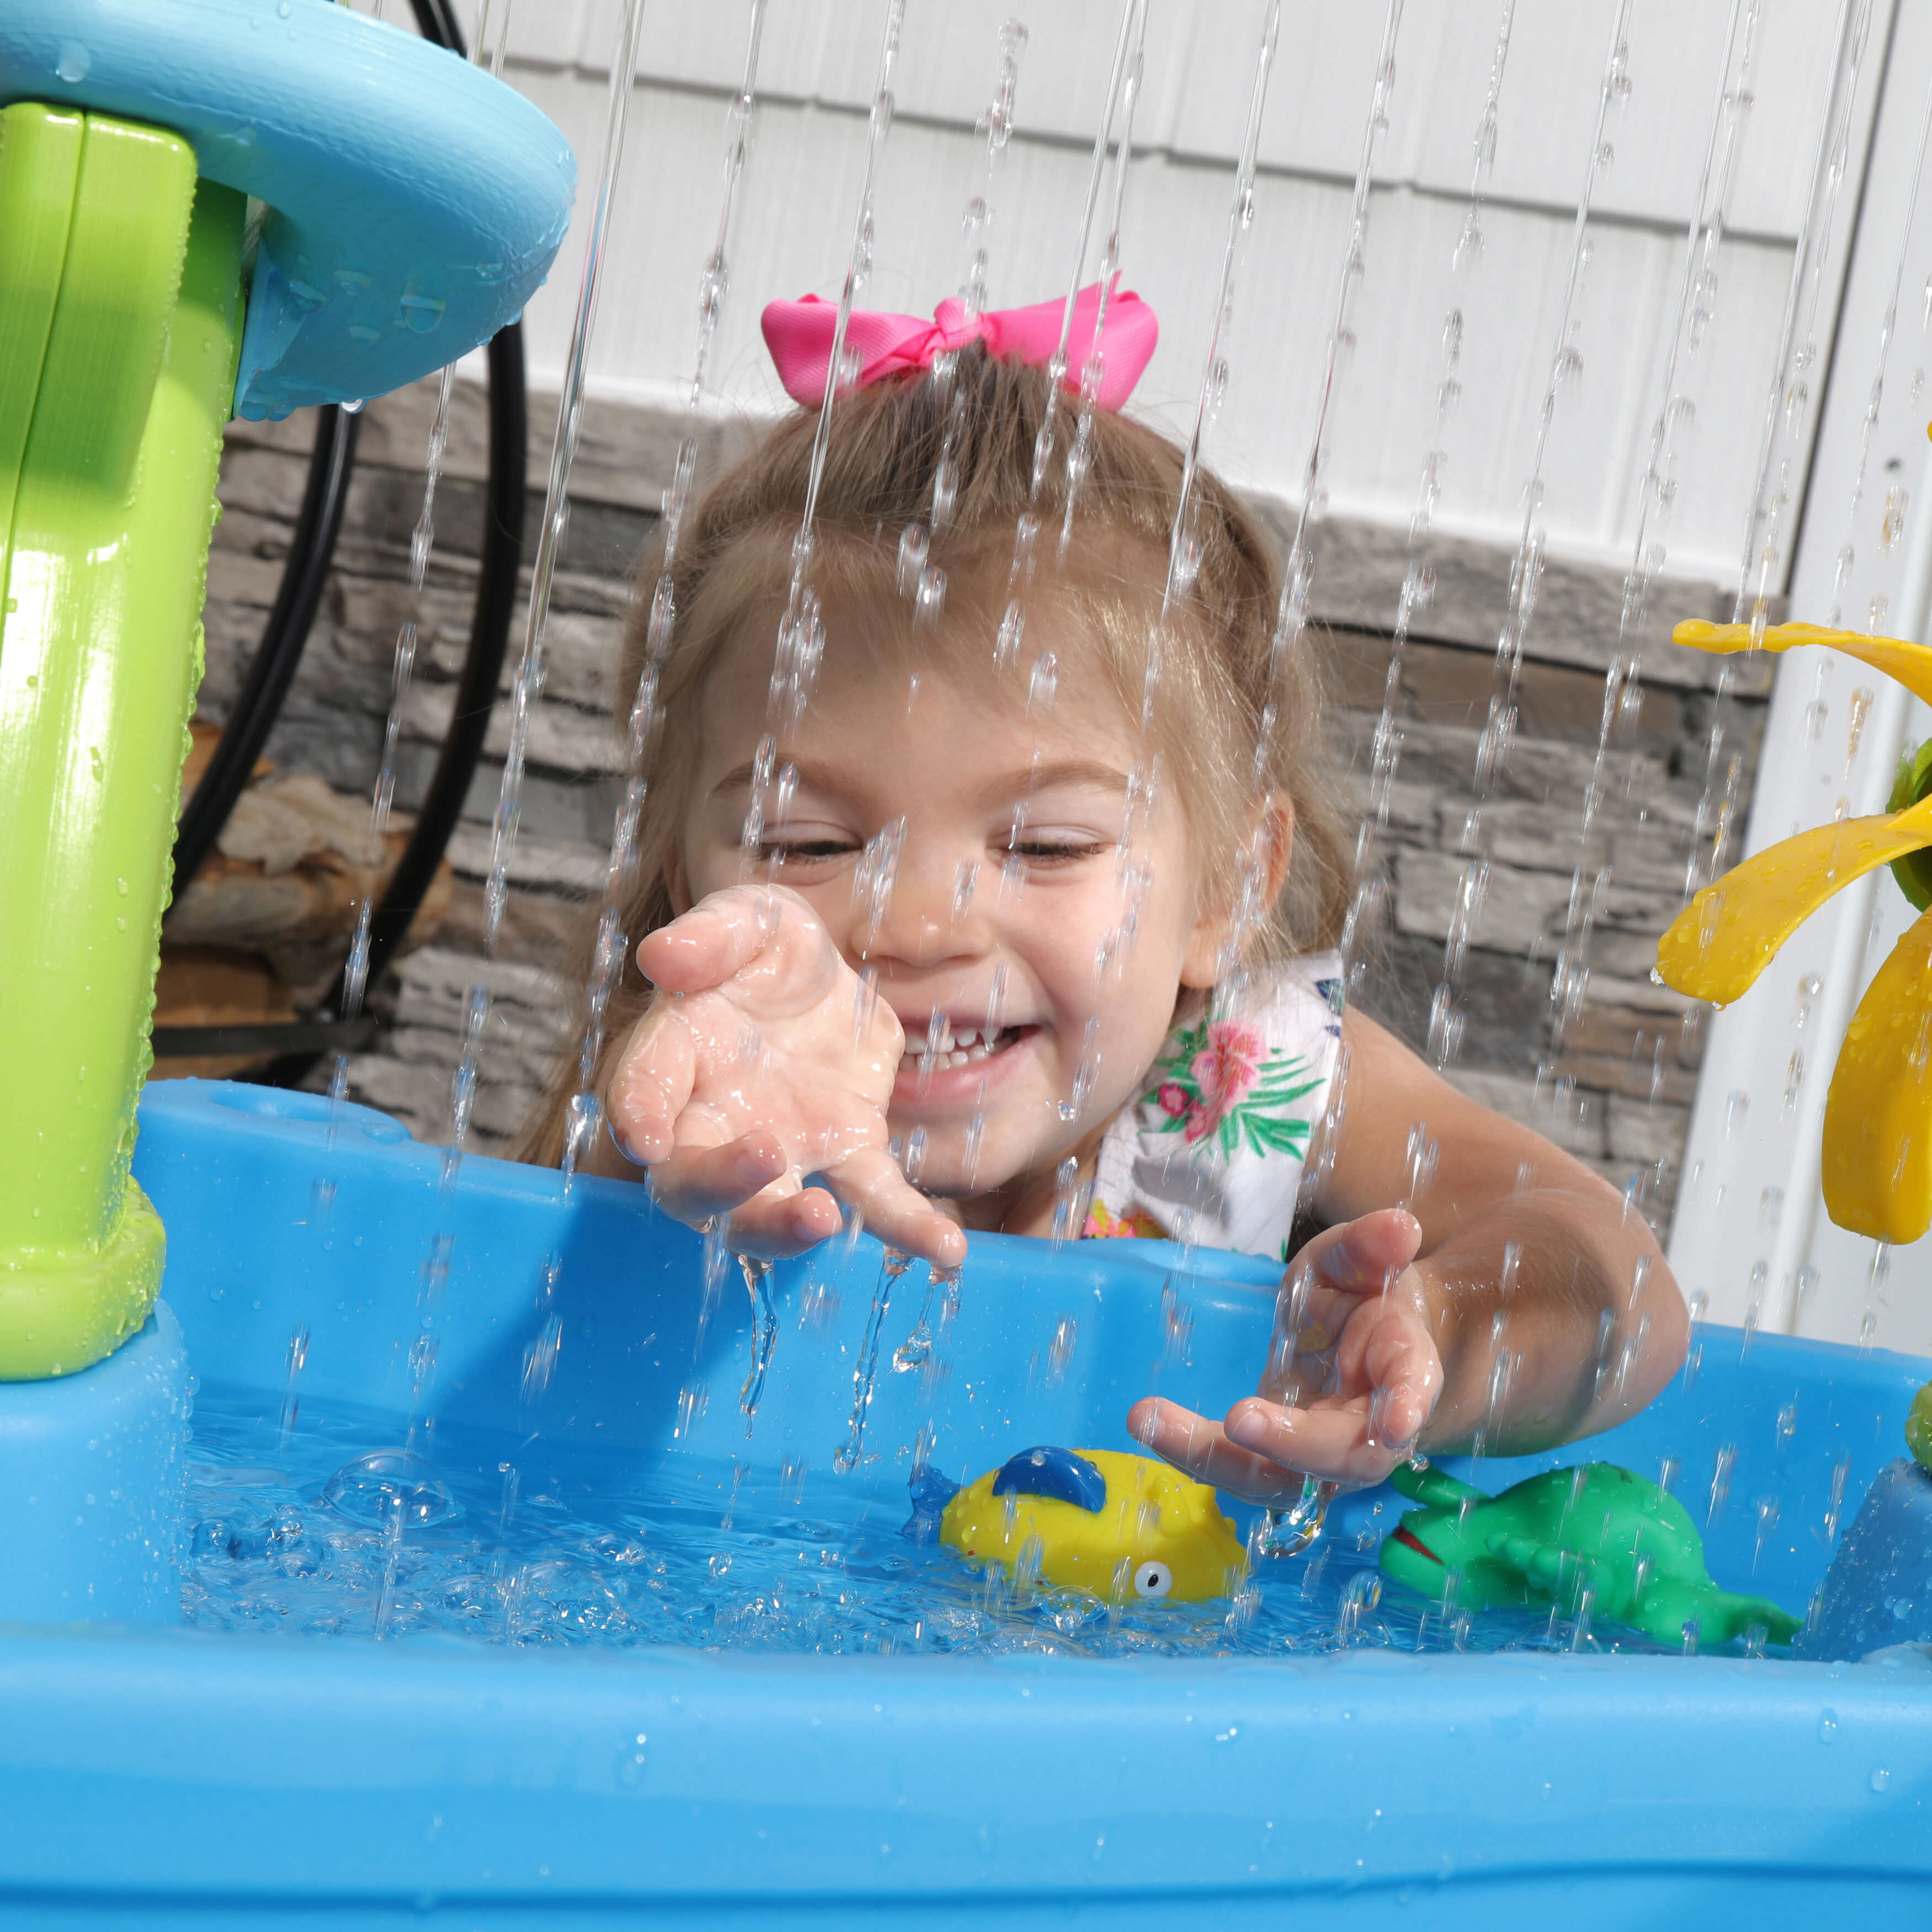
[0, 1076, 1926, 1927]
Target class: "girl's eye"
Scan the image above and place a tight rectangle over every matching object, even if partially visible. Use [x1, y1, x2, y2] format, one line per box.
[1005, 839, 1110, 867]
[757, 838, 856, 864]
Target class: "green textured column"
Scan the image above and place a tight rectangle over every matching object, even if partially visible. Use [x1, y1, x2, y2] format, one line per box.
[0, 105, 245, 1378]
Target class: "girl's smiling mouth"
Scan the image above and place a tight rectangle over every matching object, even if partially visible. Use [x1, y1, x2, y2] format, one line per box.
[893, 1020, 1039, 1102]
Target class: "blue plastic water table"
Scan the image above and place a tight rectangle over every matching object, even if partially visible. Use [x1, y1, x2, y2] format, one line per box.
[0, 1076, 1924, 1928]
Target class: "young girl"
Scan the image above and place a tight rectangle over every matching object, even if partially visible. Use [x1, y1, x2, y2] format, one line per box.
[523, 299, 1687, 1501]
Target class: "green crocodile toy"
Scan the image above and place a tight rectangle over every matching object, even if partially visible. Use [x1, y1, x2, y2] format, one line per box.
[1377, 1458, 1802, 1649]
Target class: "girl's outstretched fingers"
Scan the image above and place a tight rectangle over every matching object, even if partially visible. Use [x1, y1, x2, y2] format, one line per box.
[1280, 1207, 1424, 1311]
[824, 1147, 968, 1269]
[1128, 1393, 1423, 1495]
[634, 885, 796, 996]
[1127, 1209, 1446, 1495]
[606, 1002, 698, 1164]
[701, 1183, 847, 1260]
[641, 1130, 787, 1218]
[1125, 1400, 1317, 1505]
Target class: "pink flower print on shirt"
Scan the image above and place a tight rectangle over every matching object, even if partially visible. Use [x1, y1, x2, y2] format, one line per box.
[1142, 1013, 1323, 1164]
[1184, 1021, 1264, 1141]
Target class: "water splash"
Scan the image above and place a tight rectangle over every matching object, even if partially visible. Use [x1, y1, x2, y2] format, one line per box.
[1707, 1439, 1737, 1527]
[323, 1448, 459, 1530]
[924, 18, 1028, 541]
[834, 1246, 913, 1473]
[276, 1325, 310, 1449]
[1056, 8, 1149, 562]
[744, 0, 906, 880]
[994, 0, 1147, 675]
[1689, 0, 1872, 927]
[484, 0, 655, 950]
[1344, 0, 1513, 1042]
[738, 1255, 780, 1430]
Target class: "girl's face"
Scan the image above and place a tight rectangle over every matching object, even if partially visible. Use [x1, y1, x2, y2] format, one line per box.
[677, 580, 1236, 1230]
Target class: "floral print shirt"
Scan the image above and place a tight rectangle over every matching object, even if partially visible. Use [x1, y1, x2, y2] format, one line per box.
[1082, 952, 1344, 1260]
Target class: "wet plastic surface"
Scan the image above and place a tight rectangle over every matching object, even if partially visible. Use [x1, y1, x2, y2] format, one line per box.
[0, 0, 575, 417]
[1809, 1456, 1932, 1660]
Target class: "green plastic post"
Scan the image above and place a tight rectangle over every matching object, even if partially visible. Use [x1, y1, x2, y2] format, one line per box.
[0, 104, 245, 1378]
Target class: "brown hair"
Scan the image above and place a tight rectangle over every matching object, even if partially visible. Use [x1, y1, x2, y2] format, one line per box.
[517, 346, 1349, 1164]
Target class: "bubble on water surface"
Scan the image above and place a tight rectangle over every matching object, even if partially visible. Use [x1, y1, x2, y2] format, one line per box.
[323, 1450, 460, 1528]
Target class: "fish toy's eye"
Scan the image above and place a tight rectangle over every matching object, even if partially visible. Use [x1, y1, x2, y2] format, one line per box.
[1133, 1559, 1173, 1599]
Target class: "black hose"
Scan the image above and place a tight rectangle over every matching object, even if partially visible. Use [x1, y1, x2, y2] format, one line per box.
[408, 0, 468, 58]
[170, 405, 360, 896]
[259, 320, 529, 1092]
[363, 322, 528, 997]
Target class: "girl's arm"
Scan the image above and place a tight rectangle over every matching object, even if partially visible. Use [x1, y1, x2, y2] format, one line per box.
[1320, 1008, 1688, 1452]
[1131, 1008, 1689, 1495]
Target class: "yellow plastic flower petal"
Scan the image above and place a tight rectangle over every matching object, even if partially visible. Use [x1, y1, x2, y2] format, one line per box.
[1674, 618, 1932, 710]
[1657, 794, 1932, 1006]
[1823, 904, 1932, 1243]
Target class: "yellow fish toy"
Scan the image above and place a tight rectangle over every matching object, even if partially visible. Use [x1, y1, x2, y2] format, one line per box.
[904, 1445, 1248, 1602]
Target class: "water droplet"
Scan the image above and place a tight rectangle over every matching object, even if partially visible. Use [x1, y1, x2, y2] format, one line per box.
[55, 41, 90, 83]
[1818, 1709, 1838, 1742]
[1027, 651, 1058, 713]
[1871, 1766, 1892, 1792]
[395, 294, 446, 335]
[322, 1450, 459, 1527]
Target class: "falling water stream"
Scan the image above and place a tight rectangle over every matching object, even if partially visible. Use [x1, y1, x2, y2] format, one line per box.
[1671, 0, 1891, 1364]
[1530, 0, 1765, 1477]
[293, 0, 519, 1515]
[561, 0, 769, 1193]
[301, 0, 645, 1629]
[1212, 0, 1404, 1560]
[483, 0, 653, 951]
[1354, 0, 1516, 1081]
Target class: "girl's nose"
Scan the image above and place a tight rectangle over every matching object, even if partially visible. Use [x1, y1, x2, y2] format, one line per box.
[859, 849, 990, 970]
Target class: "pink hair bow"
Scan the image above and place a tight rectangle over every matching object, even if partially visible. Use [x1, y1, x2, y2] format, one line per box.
[760, 280, 1158, 412]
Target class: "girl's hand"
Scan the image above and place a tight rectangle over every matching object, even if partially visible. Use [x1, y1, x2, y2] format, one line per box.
[605, 884, 965, 1268]
[1127, 1208, 1443, 1496]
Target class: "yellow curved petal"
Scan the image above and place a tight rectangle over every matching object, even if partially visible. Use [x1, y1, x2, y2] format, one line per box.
[1823, 905, 1932, 1242]
[1673, 618, 1932, 710]
[1657, 795, 1932, 1005]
